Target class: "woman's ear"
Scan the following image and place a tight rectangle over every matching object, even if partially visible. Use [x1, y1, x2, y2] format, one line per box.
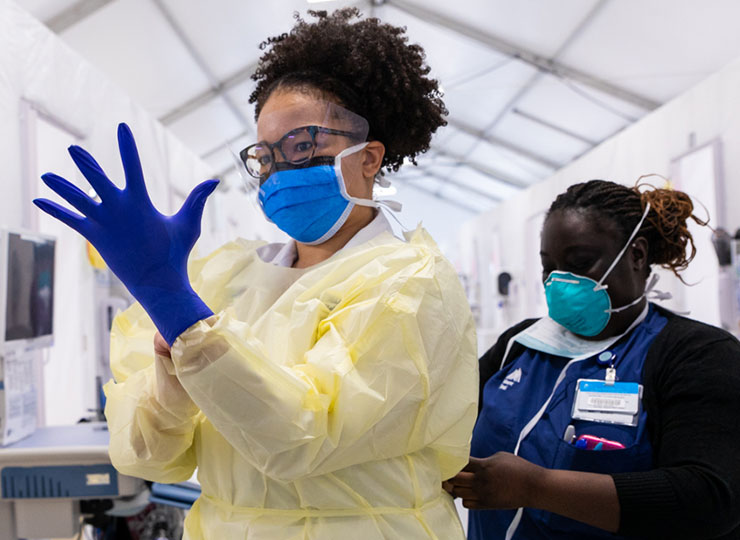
[361, 141, 385, 180]
[631, 236, 650, 275]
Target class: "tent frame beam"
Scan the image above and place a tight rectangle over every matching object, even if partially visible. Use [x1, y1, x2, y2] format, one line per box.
[429, 146, 530, 188]
[447, 118, 560, 169]
[386, 0, 660, 111]
[44, 0, 116, 33]
[159, 62, 258, 126]
[411, 166, 501, 203]
[511, 108, 598, 146]
[151, 0, 254, 135]
[394, 178, 484, 213]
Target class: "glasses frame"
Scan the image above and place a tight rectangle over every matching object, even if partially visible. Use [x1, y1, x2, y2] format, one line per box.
[240, 125, 362, 180]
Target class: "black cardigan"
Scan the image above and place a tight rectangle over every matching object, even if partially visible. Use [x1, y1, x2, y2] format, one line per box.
[478, 305, 740, 539]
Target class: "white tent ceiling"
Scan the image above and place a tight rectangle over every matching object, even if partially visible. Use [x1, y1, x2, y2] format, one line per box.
[16, 0, 740, 215]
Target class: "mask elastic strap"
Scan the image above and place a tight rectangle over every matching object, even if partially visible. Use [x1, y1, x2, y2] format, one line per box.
[335, 142, 404, 213]
[596, 202, 651, 288]
[378, 202, 410, 233]
[335, 142, 375, 208]
[609, 294, 645, 314]
[335, 141, 369, 161]
[350, 196, 403, 212]
[372, 175, 406, 215]
[609, 270, 675, 314]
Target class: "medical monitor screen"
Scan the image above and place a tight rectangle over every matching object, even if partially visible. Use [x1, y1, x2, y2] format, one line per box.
[4, 232, 55, 343]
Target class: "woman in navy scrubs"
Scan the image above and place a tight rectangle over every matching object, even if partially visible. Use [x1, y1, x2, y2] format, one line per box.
[445, 180, 740, 539]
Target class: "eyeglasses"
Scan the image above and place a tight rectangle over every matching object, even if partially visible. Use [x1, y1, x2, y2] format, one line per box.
[240, 125, 361, 181]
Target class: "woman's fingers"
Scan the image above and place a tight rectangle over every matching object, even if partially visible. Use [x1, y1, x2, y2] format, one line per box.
[153, 331, 172, 359]
[461, 498, 485, 510]
[464, 456, 485, 471]
[117, 123, 150, 201]
[40, 173, 99, 218]
[177, 179, 220, 238]
[445, 470, 484, 502]
[452, 486, 479, 500]
[68, 144, 120, 202]
[450, 471, 475, 487]
[33, 198, 90, 238]
[442, 480, 454, 495]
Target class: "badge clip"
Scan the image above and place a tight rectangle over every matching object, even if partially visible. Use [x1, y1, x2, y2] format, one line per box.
[598, 351, 617, 386]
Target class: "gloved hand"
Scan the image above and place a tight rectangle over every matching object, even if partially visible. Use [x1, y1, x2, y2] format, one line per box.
[33, 123, 218, 345]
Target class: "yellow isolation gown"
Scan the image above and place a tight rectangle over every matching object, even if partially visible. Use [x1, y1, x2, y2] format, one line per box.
[104, 225, 478, 539]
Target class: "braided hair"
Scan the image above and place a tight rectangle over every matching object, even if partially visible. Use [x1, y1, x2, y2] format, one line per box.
[547, 179, 709, 280]
[249, 8, 447, 173]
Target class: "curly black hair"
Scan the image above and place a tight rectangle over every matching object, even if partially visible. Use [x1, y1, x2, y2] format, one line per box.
[547, 179, 709, 280]
[249, 8, 447, 173]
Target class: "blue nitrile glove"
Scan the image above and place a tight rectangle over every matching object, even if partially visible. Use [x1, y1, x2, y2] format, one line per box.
[33, 123, 218, 345]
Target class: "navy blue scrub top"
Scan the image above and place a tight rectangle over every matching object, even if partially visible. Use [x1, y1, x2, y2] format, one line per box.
[468, 304, 668, 539]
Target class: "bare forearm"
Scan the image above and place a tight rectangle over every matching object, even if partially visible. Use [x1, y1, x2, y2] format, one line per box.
[528, 469, 620, 532]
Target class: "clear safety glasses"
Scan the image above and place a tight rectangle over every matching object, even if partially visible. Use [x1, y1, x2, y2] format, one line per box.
[228, 100, 370, 207]
[240, 125, 363, 184]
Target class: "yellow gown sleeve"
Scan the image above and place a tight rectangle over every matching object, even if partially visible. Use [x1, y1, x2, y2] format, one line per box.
[102, 239, 265, 484]
[103, 301, 200, 483]
[171, 240, 478, 482]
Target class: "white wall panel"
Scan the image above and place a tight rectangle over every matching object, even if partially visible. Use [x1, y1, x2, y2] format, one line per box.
[0, 0, 238, 427]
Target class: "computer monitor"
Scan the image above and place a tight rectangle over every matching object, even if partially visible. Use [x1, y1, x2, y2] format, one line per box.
[0, 228, 56, 351]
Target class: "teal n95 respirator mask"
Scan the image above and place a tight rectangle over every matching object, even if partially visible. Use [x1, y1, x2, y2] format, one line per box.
[544, 202, 654, 337]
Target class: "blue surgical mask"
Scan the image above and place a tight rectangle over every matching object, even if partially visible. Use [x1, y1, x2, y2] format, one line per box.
[544, 203, 652, 337]
[258, 142, 375, 245]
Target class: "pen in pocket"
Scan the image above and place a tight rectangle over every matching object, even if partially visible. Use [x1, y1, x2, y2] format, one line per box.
[573, 434, 625, 450]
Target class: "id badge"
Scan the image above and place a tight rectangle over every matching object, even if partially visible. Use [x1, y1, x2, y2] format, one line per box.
[571, 379, 642, 427]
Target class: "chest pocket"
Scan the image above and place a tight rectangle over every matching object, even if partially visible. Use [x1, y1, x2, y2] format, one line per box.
[543, 378, 652, 466]
[537, 379, 653, 535]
